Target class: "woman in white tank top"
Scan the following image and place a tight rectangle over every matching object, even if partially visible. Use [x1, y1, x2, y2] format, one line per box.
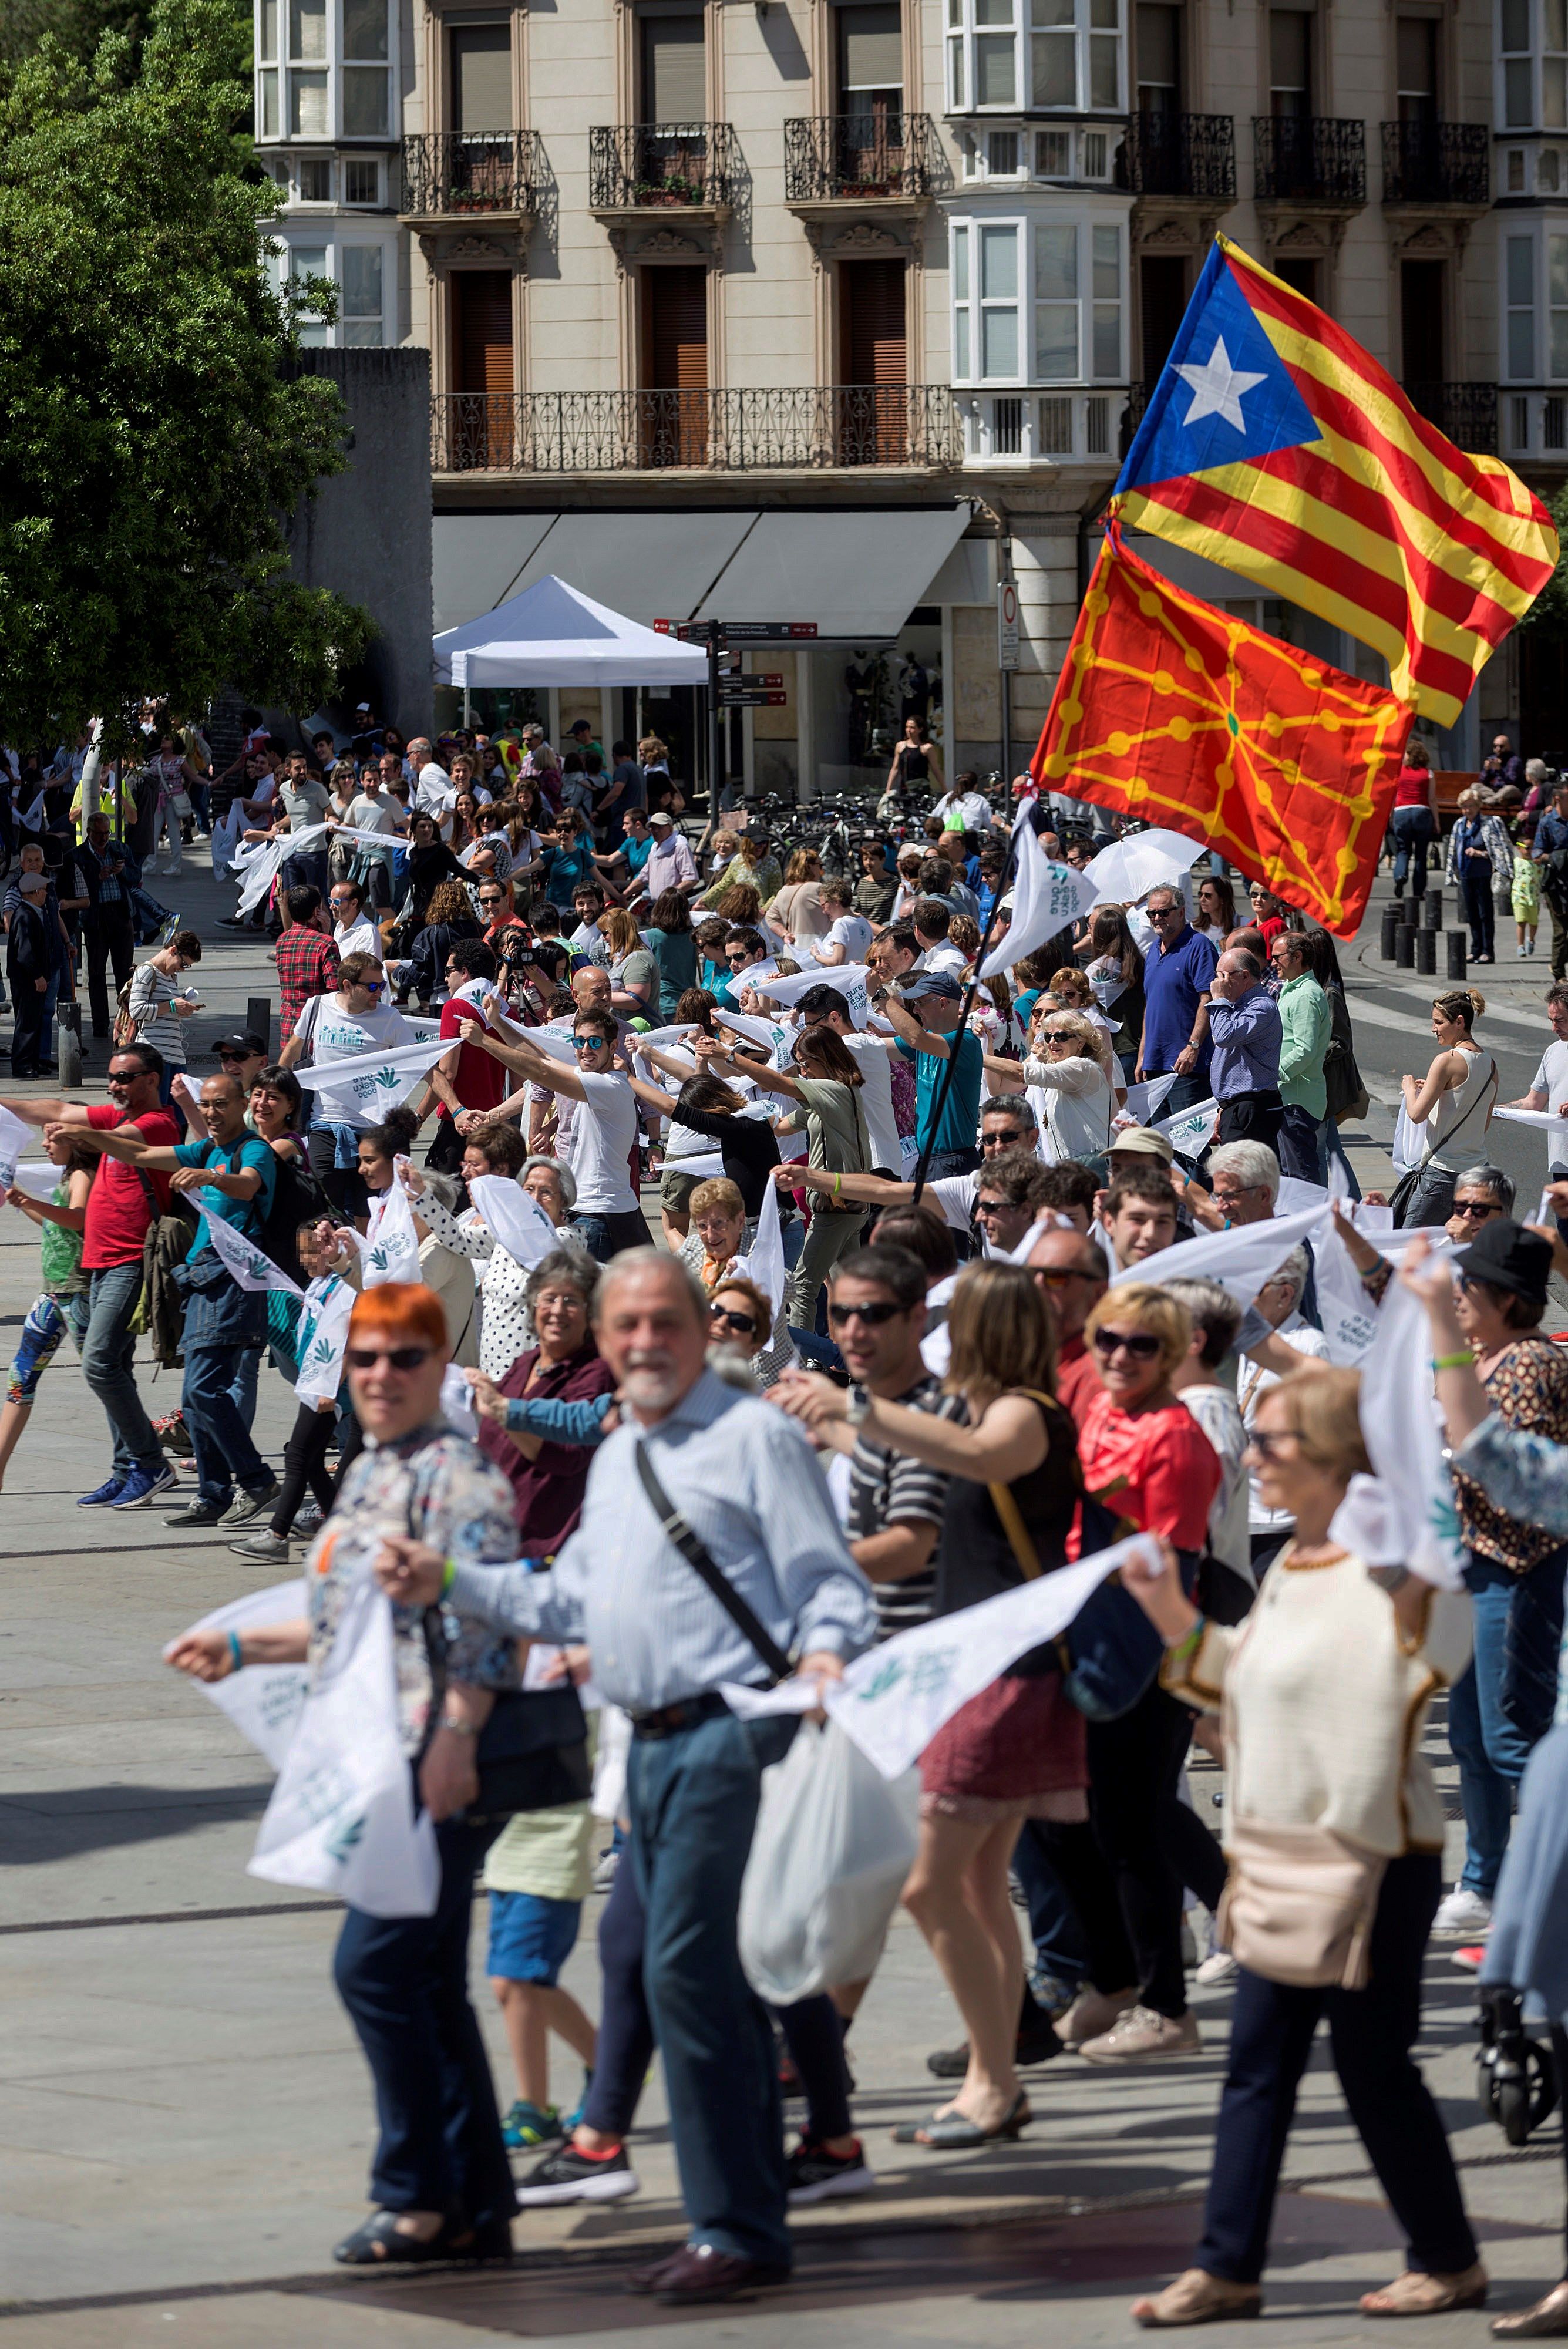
[1398, 988, 1497, 1228]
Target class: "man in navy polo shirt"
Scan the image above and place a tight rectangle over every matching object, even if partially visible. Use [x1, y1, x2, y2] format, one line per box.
[1135, 884, 1217, 1114]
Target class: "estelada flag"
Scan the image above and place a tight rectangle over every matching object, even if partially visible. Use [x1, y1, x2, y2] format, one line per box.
[1113, 237, 1557, 730]
[1032, 530, 1412, 938]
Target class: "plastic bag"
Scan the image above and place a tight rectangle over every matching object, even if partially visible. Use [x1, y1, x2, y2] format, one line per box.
[738, 1720, 919, 2004]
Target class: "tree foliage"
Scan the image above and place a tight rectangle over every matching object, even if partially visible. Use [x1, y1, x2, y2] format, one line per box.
[0, 0, 372, 746]
[1522, 483, 1568, 638]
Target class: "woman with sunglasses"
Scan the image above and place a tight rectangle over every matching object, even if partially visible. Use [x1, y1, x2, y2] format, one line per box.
[167, 1281, 524, 2268]
[279, 953, 416, 1221]
[672, 1177, 796, 1385]
[1068, 1285, 1223, 2067]
[1125, 1365, 1482, 2328]
[982, 1006, 1121, 1164]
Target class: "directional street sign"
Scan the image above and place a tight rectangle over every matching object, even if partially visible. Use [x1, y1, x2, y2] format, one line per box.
[654, 620, 818, 642]
[718, 686, 788, 708]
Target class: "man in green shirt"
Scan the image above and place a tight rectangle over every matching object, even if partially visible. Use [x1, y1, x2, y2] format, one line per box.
[884, 971, 985, 1180]
[1269, 929, 1331, 1184]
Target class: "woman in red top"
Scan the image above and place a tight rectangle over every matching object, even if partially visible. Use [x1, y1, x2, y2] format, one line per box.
[1391, 740, 1439, 905]
[470, 1251, 613, 1550]
[1065, 1284, 1223, 2067]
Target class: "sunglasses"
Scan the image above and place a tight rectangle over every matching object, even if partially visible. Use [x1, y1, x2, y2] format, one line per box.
[709, 1304, 759, 1335]
[974, 1199, 1010, 1220]
[1091, 1327, 1162, 1361]
[1452, 1199, 1499, 1220]
[217, 1051, 251, 1063]
[1030, 1264, 1097, 1285]
[1042, 1028, 1076, 1042]
[346, 1345, 432, 1372]
[1248, 1428, 1298, 1460]
[826, 1300, 906, 1328]
[573, 1034, 608, 1051]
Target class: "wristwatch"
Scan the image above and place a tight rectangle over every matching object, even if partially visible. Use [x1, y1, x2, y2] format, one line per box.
[438, 1714, 480, 1736]
[844, 1388, 872, 1431]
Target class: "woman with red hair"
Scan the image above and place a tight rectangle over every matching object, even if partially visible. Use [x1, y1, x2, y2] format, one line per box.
[167, 1281, 526, 2267]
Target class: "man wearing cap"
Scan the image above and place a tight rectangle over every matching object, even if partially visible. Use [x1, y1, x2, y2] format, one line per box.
[1136, 885, 1218, 1116]
[884, 972, 985, 1180]
[1103, 1125, 1177, 1188]
[6, 871, 54, 1077]
[1208, 948, 1284, 1156]
[637, 809, 699, 904]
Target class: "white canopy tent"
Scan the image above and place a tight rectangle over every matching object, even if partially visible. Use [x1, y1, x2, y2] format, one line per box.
[433, 573, 710, 689]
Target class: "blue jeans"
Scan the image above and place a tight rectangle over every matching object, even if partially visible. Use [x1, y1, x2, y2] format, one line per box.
[334, 1812, 517, 2229]
[570, 1208, 649, 1264]
[1449, 1556, 1537, 1897]
[1277, 1102, 1326, 1185]
[1152, 1069, 1211, 1116]
[921, 1147, 980, 1182]
[1012, 1820, 1086, 1992]
[627, 1705, 798, 2266]
[180, 1280, 270, 1507]
[81, 1261, 163, 1481]
[280, 849, 330, 900]
[1391, 806, 1435, 896]
[8, 1290, 90, 1405]
[1460, 866, 1495, 960]
[1323, 1121, 1362, 1199]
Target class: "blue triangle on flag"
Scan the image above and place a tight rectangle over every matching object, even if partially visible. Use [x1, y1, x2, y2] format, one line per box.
[1115, 241, 1319, 494]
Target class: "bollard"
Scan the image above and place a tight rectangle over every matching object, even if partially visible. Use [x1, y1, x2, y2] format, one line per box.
[1381, 906, 1401, 959]
[1415, 927, 1437, 975]
[1446, 931, 1468, 981]
[55, 1001, 82, 1089]
[246, 995, 276, 1056]
[1395, 923, 1416, 968]
[1423, 891, 1443, 930]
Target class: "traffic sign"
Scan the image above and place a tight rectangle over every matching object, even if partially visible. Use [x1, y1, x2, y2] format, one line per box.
[653, 620, 817, 642]
[718, 686, 788, 708]
[998, 580, 1020, 671]
[733, 672, 783, 689]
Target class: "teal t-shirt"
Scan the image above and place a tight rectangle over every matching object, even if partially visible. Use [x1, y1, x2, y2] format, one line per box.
[899, 1028, 984, 1155]
[173, 1135, 278, 1263]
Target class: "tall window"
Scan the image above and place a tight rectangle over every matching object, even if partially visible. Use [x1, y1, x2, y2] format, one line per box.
[1553, 231, 1568, 375]
[255, 0, 394, 141]
[1508, 232, 1536, 376]
[951, 214, 1123, 381]
[1268, 8, 1312, 115]
[1135, 1, 1179, 110]
[837, 2, 903, 116]
[944, 0, 1124, 112]
[451, 23, 511, 134]
[272, 233, 390, 345]
[1395, 14, 1437, 123]
[1500, 0, 1566, 127]
[640, 9, 706, 119]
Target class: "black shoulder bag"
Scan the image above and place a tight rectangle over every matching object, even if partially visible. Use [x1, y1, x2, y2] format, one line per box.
[635, 1443, 791, 1684]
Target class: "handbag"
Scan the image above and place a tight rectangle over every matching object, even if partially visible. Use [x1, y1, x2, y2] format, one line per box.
[635, 1443, 792, 1682]
[1217, 1819, 1388, 1990]
[1390, 1055, 1498, 1228]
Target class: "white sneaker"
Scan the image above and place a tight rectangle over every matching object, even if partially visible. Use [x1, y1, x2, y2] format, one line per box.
[1079, 2004, 1201, 2064]
[1434, 1886, 1492, 1937]
[1195, 1949, 1239, 1987]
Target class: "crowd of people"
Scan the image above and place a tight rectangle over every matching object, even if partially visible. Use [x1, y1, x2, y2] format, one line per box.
[11, 712, 1568, 2334]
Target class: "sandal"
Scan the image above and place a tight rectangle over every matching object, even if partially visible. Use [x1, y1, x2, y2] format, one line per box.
[1132, 2269, 1263, 2328]
[1492, 2281, 1568, 2337]
[333, 2209, 452, 2266]
[1361, 2263, 1489, 2317]
[892, 2088, 1030, 2148]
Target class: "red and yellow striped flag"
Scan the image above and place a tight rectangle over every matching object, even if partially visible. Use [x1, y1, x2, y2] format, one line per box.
[1113, 237, 1557, 729]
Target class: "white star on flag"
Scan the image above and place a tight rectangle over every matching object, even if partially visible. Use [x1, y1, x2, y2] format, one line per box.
[1173, 335, 1267, 433]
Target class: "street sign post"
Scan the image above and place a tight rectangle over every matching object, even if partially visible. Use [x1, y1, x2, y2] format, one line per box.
[998, 580, 1020, 671]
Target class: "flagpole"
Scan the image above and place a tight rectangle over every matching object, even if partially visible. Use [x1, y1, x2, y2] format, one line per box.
[910, 812, 1027, 1207]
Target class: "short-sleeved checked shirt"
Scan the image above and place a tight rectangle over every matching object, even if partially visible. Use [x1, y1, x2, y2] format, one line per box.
[275, 925, 341, 1041]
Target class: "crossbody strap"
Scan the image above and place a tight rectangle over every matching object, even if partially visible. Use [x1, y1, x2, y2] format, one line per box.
[635, 1442, 792, 1684]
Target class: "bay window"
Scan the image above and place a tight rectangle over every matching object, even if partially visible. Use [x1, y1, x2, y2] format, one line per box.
[1499, 223, 1568, 383]
[255, 0, 395, 142]
[1500, 0, 1568, 129]
[945, 0, 1125, 112]
[953, 211, 1125, 383]
[270, 233, 393, 346]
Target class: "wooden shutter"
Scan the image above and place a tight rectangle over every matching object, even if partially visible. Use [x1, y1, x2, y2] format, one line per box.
[451, 270, 513, 467]
[450, 24, 511, 134]
[641, 266, 708, 464]
[840, 258, 906, 384]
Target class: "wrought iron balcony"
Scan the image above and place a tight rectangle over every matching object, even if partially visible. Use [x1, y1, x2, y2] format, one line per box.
[398, 132, 540, 221]
[431, 385, 960, 474]
[588, 122, 738, 211]
[1119, 381, 1149, 459]
[1381, 120, 1489, 206]
[1252, 115, 1367, 205]
[783, 112, 939, 204]
[1116, 112, 1236, 202]
[1404, 380, 1498, 455]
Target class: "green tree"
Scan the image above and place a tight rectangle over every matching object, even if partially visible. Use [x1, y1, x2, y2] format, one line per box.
[1522, 482, 1568, 637]
[0, 0, 371, 747]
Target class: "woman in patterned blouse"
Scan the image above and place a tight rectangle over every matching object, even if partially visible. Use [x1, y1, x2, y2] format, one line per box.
[167, 1281, 524, 2267]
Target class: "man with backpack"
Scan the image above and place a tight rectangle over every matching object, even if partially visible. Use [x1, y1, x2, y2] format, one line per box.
[89, 1072, 281, 1529]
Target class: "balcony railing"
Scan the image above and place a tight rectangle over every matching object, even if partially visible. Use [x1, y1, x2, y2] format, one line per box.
[588, 122, 738, 210]
[1120, 380, 1149, 458]
[1404, 380, 1499, 455]
[431, 384, 961, 473]
[1253, 115, 1367, 204]
[1116, 112, 1236, 201]
[958, 389, 1129, 466]
[1381, 119, 1489, 205]
[783, 112, 939, 203]
[399, 132, 540, 218]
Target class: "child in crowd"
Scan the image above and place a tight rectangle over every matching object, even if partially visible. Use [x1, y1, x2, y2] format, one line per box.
[486, 1745, 598, 2152]
[1513, 834, 1541, 958]
[0, 1130, 96, 1490]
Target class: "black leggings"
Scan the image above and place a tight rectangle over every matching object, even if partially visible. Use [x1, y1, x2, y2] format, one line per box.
[581, 1836, 852, 2145]
[1087, 1684, 1209, 2020]
[308, 1124, 369, 1220]
[270, 1401, 339, 1537]
[1032, 1818, 1142, 1994]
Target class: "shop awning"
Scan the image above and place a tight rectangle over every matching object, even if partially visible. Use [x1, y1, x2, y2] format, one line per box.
[690, 507, 970, 641]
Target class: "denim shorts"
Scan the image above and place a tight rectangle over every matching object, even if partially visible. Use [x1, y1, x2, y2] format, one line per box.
[486, 1889, 583, 1985]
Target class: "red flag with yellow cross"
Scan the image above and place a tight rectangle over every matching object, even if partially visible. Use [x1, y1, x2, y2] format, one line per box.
[1031, 529, 1413, 939]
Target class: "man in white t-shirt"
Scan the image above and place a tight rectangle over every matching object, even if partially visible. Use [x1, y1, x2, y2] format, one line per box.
[912, 896, 969, 981]
[1512, 980, 1568, 1177]
[454, 1001, 647, 1263]
[795, 983, 901, 1174]
[278, 953, 415, 1214]
[930, 782, 993, 832]
[328, 877, 381, 962]
[809, 879, 875, 969]
[341, 764, 403, 907]
[408, 736, 457, 830]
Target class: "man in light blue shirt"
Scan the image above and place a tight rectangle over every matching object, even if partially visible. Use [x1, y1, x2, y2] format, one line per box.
[1208, 947, 1283, 1157]
[378, 1249, 875, 2303]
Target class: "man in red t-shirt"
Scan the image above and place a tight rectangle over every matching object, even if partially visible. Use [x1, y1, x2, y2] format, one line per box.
[0, 1042, 180, 1509]
[416, 938, 510, 1174]
[1024, 1224, 1109, 1431]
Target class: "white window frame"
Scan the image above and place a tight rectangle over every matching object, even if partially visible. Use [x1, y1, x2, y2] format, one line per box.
[944, 0, 1125, 114]
[254, 0, 398, 145]
[269, 227, 396, 347]
[1498, 0, 1568, 131]
[948, 206, 1128, 388]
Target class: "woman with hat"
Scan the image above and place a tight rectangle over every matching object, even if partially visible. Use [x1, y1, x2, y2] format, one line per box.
[1430, 1217, 1568, 1941]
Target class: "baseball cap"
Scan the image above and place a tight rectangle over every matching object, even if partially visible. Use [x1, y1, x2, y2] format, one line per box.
[899, 970, 964, 1004]
[355, 701, 371, 713]
[215, 1031, 267, 1057]
[1109, 1125, 1175, 1165]
[648, 809, 675, 828]
[18, 871, 46, 895]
